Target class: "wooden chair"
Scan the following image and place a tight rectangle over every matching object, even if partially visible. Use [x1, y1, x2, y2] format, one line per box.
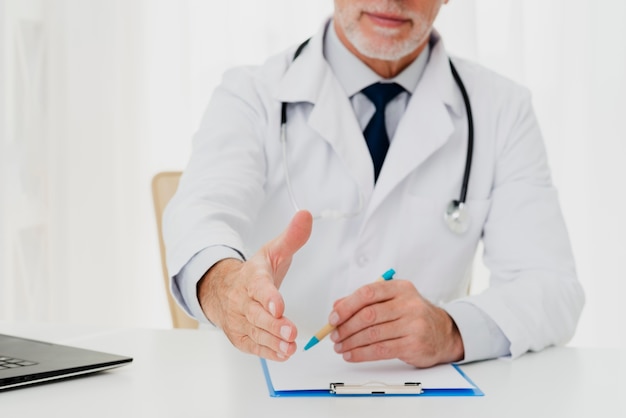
[151, 171, 199, 329]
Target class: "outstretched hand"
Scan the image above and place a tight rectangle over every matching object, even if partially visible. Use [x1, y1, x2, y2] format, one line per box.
[198, 210, 313, 361]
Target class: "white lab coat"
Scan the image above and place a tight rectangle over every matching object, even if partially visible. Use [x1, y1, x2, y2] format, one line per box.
[164, 26, 584, 359]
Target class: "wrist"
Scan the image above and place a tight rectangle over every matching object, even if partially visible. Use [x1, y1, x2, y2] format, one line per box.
[445, 313, 465, 363]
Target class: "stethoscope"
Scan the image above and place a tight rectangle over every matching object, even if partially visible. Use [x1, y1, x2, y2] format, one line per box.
[280, 39, 474, 234]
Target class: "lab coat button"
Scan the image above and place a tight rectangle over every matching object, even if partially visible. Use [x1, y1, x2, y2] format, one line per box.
[356, 255, 369, 266]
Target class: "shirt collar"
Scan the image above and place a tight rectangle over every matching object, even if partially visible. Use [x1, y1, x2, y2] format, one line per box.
[324, 20, 430, 97]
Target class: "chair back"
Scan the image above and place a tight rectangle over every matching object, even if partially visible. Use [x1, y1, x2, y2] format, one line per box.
[152, 171, 199, 329]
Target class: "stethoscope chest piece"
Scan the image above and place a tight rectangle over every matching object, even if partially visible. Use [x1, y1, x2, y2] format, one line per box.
[444, 200, 470, 235]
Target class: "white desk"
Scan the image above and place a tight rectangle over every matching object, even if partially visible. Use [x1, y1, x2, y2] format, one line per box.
[1, 323, 624, 417]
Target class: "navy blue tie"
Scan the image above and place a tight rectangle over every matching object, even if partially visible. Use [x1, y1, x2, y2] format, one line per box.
[362, 82, 405, 182]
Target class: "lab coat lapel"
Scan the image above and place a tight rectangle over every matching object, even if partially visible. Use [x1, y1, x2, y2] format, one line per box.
[307, 72, 374, 199]
[366, 37, 463, 218]
[274, 25, 374, 201]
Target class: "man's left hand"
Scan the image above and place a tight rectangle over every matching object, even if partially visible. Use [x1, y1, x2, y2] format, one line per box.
[329, 279, 465, 368]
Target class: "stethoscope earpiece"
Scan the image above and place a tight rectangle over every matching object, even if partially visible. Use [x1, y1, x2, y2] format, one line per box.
[444, 200, 470, 235]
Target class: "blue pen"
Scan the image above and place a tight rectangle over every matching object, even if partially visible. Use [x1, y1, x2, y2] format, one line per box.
[304, 268, 396, 351]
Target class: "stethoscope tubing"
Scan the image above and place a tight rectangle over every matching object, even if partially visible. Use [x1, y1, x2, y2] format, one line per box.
[448, 59, 473, 205]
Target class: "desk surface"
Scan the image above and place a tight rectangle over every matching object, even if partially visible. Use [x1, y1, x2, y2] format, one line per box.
[1, 323, 624, 418]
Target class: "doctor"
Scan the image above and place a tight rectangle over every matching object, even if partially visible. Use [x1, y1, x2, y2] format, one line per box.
[164, 0, 584, 368]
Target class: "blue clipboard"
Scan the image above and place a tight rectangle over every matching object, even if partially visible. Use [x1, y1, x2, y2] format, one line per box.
[260, 358, 484, 397]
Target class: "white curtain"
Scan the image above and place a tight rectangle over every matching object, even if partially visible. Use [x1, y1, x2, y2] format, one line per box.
[1, 0, 624, 348]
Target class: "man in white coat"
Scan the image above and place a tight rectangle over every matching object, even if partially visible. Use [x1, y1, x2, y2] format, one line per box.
[164, 0, 584, 367]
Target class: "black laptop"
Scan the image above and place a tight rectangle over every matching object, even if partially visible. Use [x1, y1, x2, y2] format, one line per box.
[0, 333, 132, 390]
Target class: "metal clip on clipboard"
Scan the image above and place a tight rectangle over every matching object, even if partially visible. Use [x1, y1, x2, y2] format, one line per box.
[330, 381, 423, 395]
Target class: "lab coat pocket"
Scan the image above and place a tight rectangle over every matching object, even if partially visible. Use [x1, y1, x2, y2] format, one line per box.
[400, 196, 491, 268]
[402, 196, 491, 300]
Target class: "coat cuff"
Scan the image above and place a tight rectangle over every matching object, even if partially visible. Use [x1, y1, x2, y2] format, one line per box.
[443, 301, 511, 363]
[171, 246, 244, 324]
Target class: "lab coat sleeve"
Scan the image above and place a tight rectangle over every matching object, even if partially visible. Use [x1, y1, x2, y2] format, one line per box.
[458, 88, 585, 358]
[162, 66, 270, 318]
[444, 301, 511, 363]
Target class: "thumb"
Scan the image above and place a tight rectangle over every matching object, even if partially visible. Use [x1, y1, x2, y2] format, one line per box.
[266, 210, 313, 278]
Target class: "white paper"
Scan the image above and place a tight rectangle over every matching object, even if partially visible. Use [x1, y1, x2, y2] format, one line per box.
[265, 339, 475, 392]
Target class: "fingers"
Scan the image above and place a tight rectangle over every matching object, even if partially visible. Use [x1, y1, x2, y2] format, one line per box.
[335, 337, 407, 363]
[328, 281, 410, 361]
[227, 325, 297, 362]
[242, 302, 298, 359]
[240, 272, 298, 359]
[329, 279, 463, 367]
[333, 307, 462, 367]
[276, 210, 313, 256]
[237, 335, 295, 362]
[243, 299, 297, 343]
[332, 301, 401, 341]
[330, 298, 407, 362]
[329, 280, 401, 328]
[245, 267, 286, 319]
[332, 315, 412, 362]
[223, 296, 298, 361]
[265, 210, 312, 281]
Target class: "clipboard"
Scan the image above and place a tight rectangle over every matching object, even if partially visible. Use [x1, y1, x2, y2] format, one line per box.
[260, 339, 483, 397]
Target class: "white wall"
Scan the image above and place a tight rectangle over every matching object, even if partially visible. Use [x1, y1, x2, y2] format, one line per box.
[0, 0, 6, 318]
